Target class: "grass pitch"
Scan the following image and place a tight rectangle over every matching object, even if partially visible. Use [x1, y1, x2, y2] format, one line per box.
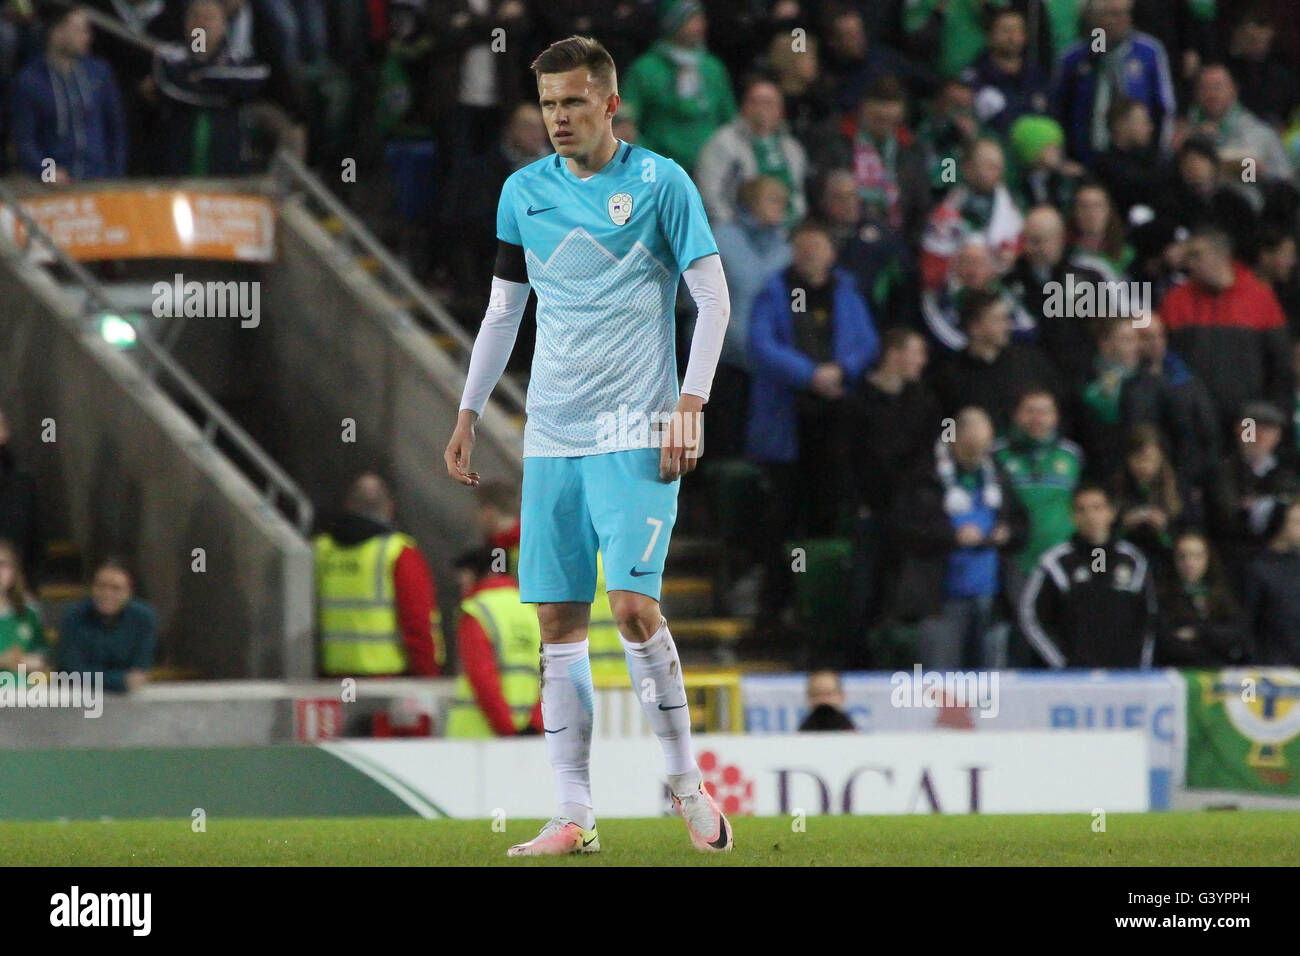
[1, 812, 1293, 866]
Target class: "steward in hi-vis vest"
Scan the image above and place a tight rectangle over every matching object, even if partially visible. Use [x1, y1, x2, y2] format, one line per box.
[446, 549, 542, 737]
[314, 500, 443, 677]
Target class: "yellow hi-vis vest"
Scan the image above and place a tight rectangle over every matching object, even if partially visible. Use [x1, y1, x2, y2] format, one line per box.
[315, 532, 414, 675]
[588, 552, 626, 682]
[445, 585, 542, 738]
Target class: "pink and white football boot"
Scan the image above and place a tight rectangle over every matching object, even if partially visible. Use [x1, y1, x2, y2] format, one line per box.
[672, 784, 734, 852]
[507, 817, 600, 857]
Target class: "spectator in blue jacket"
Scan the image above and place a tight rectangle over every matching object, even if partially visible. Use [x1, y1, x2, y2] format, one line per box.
[1053, 0, 1176, 165]
[710, 175, 792, 458]
[747, 218, 879, 623]
[57, 558, 156, 693]
[10, 5, 126, 183]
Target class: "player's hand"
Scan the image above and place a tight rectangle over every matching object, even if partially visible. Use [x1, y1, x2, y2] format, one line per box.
[445, 410, 481, 486]
[660, 395, 703, 481]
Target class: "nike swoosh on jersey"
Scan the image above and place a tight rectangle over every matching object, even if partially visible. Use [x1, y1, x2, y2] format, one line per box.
[629, 567, 654, 577]
[543, 726, 568, 733]
[526, 205, 558, 216]
[657, 702, 687, 711]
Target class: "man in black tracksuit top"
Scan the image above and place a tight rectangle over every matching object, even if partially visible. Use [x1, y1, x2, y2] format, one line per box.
[1019, 483, 1156, 668]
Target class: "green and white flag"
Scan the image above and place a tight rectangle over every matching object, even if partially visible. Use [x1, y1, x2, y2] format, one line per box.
[1185, 669, 1300, 794]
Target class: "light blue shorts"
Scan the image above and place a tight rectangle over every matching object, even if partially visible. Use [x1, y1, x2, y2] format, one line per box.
[518, 448, 679, 603]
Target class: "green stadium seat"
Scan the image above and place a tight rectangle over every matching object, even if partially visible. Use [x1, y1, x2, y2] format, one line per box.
[706, 459, 766, 549]
[786, 537, 853, 662]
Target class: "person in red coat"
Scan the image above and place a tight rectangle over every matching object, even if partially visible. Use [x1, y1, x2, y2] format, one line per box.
[1159, 225, 1296, 434]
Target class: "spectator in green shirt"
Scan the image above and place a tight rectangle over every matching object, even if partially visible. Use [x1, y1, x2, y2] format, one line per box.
[994, 388, 1084, 577]
[0, 538, 46, 674]
[620, 0, 736, 173]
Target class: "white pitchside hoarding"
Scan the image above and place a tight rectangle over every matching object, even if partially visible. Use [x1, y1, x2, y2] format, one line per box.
[323, 730, 1149, 819]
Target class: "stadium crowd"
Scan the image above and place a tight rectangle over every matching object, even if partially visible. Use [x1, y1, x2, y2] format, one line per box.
[2, 0, 1300, 681]
[449, 0, 1300, 675]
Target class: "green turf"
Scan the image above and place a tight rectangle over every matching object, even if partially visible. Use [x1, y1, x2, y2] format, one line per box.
[1, 812, 1294, 866]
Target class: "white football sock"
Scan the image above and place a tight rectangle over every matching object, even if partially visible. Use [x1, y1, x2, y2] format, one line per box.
[541, 640, 595, 830]
[621, 618, 701, 791]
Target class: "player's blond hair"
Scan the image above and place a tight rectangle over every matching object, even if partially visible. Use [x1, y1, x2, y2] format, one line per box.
[531, 36, 618, 95]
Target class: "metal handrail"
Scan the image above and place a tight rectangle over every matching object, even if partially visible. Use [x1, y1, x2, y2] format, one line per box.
[48, 1, 163, 55]
[0, 182, 315, 535]
[267, 148, 529, 416]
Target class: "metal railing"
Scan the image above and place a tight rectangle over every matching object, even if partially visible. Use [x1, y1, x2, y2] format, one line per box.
[48, 0, 162, 55]
[267, 148, 529, 416]
[0, 182, 315, 535]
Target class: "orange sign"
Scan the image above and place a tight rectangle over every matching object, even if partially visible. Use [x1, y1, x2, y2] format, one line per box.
[2, 188, 276, 262]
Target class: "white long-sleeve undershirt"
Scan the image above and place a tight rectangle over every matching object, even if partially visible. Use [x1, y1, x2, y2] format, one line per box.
[458, 276, 531, 417]
[679, 253, 731, 402]
[457, 253, 730, 415]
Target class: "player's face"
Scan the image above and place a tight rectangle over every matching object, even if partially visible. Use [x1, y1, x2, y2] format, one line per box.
[538, 69, 616, 159]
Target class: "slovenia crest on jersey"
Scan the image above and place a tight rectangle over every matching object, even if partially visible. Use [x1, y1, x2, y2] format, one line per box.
[608, 193, 633, 225]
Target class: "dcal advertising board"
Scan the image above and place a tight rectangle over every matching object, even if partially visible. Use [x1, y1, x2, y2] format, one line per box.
[324, 729, 1148, 818]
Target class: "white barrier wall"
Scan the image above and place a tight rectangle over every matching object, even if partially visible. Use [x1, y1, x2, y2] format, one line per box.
[740, 671, 1185, 809]
[324, 730, 1149, 818]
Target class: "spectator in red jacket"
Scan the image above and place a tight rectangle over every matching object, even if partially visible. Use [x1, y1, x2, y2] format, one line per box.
[1159, 225, 1296, 434]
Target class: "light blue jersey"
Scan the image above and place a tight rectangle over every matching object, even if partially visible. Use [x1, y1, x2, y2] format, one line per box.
[497, 141, 717, 457]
